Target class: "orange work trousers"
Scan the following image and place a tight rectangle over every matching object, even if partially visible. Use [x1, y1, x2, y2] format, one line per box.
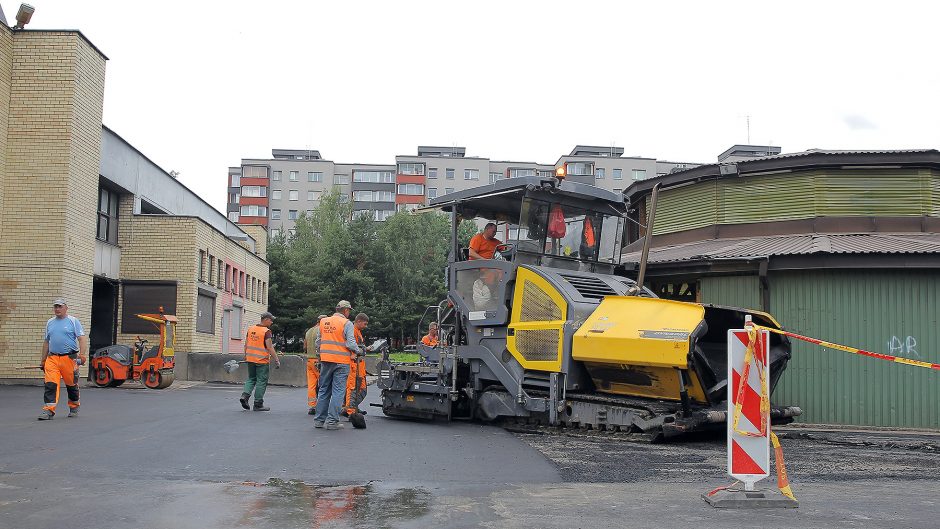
[43, 354, 80, 413]
[306, 358, 320, 408]
[344, 358, 367, 414]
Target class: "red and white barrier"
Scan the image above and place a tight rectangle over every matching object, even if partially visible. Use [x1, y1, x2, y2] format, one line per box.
[727, 322, 770, 490]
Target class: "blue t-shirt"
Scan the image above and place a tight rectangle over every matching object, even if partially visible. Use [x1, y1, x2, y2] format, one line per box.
[45, 315, 85, 354]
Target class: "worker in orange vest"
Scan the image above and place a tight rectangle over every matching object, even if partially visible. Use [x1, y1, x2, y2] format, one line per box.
[344, 313, 370, 419]
[239, 312, 280, 412]
[314, 300, 362, 430]
[305, 314, 328, 415]
[421, 322, 439, 347]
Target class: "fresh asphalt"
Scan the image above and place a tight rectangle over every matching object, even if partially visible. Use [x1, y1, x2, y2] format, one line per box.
[1, 382, 938, 529]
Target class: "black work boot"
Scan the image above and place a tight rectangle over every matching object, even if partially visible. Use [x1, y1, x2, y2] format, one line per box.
[239, 393, 250, 410]
[253, 400, 271, 412]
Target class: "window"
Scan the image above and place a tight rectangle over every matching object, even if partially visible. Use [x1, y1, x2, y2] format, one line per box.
[198, 251, 206, 282]
[239, 205, 267, 217]
[228, 192, 240, 204]
[376, 190, 394, 202]
[427, 188, 438, 199]
[338, 193, 350, 203]
[398, 163, 425, 175]
[489, 172, 500, 183]
[122, 282, 177, 334]
[613, 169, 623, 180]
[230, 174, 240, 187]
[632, 169, 647, 180]
[230, 306, 243, 339]
[354, 190, 377, 202]
[373, 210, 394, 221]
[239, 271, 245, 296]
[353, 171, 394, 183]
[509, 168, 536, 178]
[308, 190, 322, 201]
[335, 174, 350, 185]
[445, 187, 454, 194]
[271, 209, 281, 220]
[306, 210, 314, 216]
[539, 170, 555, 177]
[217, 259, 224, 288]
[566, 162, 594, 176]
[308, 172, 323, 182]
[225, 264, 232, 291]
[272, 170, 282, 181]
[428, 168, 438, 179]
[208, 256, 215, 286]
[288, 210, 298, 220]
[397, 183, 425, 195]
[243, 166, 268, 178]
[613, 188, 623, 194]
[289, 171, 298, 182]
[97, 187, 119, 244]
[289, 190, 299, 201]
[242, 186, 267, 197]
[445, 168, 455, 179]
[595, 168, 605, 180]
[271, 190, 282, 200]
[262, 282, 267, 304]
[464, 169, 479, 180]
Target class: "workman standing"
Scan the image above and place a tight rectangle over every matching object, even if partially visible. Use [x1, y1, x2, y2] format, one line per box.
[344, 313, 370, 418]
[38, 298, 88, 420]
[468, 222, 502, 260]
[421, 322, 439, 347]
[314, 300, 361, 430]
[304, 315, 328, 415]
[239, 312, 280, 412]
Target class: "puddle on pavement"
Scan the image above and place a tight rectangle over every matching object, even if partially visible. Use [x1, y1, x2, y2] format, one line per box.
[230, 478, 432, 528]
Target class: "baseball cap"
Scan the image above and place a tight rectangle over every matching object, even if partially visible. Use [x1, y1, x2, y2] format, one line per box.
[260, 312, 275, 321]
[53, 298, 67, 306]
[336, 300, 353, 310]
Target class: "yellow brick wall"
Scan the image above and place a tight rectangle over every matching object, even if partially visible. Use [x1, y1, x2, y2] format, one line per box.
[239, 224, 268, 260]
[115, 197, 269, 355]
[0, 31, 106, 380]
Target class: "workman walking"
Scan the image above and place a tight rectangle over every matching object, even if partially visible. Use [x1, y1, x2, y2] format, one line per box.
[344, 313, 370, 418]
[314, 300, 362, 430]
[239, 312, 280, 412]
[38, 298, 88, 420]
[305, 314, 328, 415]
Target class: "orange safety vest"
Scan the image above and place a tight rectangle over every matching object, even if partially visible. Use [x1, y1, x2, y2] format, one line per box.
[245, 325, 270, 364]
[319, 315, 353, 364]
[421, 334, 439, 347]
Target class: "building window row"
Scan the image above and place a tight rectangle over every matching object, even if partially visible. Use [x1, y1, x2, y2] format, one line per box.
[241, 185, 267, 197]
[198, 253, 267, 305]
[308, 172, 323, 182]
[240, 205, 267, 217]
[243, 166, 268, 178]
[398, 163, 425, 175]
[489, 172, 500, 183]
[508, 168, 536, 178]
[397, 183, 425, 195]
[353, 171, 394, 183]
[353, 190, 394, 202]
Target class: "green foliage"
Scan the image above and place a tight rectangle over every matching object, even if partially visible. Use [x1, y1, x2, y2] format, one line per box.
[268, 191, 469, 351]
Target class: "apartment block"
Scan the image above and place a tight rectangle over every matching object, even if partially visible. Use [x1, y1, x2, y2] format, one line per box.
[228, 145, 702, 233]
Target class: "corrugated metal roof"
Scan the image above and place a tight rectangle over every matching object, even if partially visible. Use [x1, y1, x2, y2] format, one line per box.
[622, 232, 940, 264]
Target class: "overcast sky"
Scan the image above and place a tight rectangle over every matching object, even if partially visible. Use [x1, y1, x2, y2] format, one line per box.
[14, 1, 940, 211]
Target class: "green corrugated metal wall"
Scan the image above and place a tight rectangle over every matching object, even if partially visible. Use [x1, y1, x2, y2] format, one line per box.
[700, 275, 761, 311]
[652, 168, 940, 235]
[700, 271, 940, 429]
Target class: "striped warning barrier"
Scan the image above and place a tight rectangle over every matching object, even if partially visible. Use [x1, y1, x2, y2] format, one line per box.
[727, 327, 771, 487]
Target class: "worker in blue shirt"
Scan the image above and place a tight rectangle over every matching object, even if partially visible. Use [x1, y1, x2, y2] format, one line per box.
[38, 298, 88, 420]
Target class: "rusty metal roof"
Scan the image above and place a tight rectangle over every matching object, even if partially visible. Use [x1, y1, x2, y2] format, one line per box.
[622, 232, 940, 264]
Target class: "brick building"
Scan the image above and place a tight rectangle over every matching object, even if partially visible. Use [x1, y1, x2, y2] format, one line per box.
[0, 22, 269, 382]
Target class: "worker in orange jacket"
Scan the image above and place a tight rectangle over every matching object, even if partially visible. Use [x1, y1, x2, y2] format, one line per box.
[239, 312, 280, 412]
[421, 322, 440, 347]
[305, 315, 328, 415]
[344, 313, 369, 417]
[314, 300, 361, 430]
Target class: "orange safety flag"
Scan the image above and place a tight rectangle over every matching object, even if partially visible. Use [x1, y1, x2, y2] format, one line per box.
[583, 217, 596, 247]
[547, 204, 566, 239]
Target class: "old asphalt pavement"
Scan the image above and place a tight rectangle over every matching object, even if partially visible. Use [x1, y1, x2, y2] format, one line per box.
[1, 382, 937, 528]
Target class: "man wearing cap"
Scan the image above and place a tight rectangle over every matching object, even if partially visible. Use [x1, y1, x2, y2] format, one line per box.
[304, 314, 328, 415]
[314, 300, 362, 430]
[239, 312, 280, 412]
[38, 298, 88, 420]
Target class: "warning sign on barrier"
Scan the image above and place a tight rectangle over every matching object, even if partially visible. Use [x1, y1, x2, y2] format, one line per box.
[727, 327, 770, 487]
